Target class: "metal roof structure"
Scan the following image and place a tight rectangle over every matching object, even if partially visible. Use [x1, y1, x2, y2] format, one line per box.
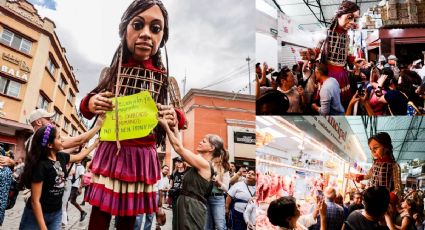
[346, 116, 425, 163]
[271, 0, 384, 32]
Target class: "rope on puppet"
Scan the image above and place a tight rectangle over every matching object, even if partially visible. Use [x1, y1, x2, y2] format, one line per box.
[114, 46, 124, 155]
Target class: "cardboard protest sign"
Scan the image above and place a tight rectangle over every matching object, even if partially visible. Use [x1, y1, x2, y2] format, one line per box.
[100, 91, 158, 141]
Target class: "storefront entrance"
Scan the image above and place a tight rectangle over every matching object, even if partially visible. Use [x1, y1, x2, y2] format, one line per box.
[396, 43, 425, 66]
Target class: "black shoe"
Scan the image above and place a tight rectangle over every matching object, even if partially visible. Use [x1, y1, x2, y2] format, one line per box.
[80, 211, 87, 222]
[80, 201, 85, 206]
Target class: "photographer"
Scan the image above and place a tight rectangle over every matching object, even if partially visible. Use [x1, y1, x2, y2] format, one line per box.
[373, 69, 422, 115]
[169, 157, 187, 227]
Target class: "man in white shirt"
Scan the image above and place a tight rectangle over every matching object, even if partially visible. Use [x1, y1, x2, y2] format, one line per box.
[68, 162, 86, 222]
[157, 165, 170, 208]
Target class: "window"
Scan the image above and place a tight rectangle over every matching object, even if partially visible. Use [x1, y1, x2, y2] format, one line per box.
[1, 29, 32, 54]
[47, 57, 56, 76]
[71, 127, 77, 137]
[53, 108, 61, 124]
[37, 94, 49, 110]
[0, 76, 21, 98]
[58, 76, 67, 91]
[63, 118, 70, 133]
[67, 90, 74, 103]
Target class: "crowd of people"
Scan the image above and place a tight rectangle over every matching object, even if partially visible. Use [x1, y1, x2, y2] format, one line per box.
[257, 56, 425, 116]
[266, 186, 425, 230]
[256, 0, 425, 116]
[265, 132, 425, 230]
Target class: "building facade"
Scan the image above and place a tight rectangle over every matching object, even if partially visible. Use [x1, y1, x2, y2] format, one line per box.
[164, 89, 255, 169]
[0, 0, 87, 159]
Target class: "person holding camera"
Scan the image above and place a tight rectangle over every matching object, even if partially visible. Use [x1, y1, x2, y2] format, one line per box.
[169, 157, 187, 227]
[369, 68, 422, 115]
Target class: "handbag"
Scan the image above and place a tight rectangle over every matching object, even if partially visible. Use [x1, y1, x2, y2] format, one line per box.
[156, 207, 166, 226]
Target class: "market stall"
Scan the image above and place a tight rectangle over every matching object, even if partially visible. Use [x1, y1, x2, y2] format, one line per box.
[255, 116, 365, 229]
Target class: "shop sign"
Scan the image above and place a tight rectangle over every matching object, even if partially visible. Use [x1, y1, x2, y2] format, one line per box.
[234, 132, 255, 145]
[277, 12, 307, 45]
[304, 116, 365, 162]
[5, 2, 44, 27]
[1, 65, 28, 81]
[2, 53, 31, 73]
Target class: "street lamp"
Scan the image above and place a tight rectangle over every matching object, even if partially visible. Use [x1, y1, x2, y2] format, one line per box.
[246, 56, 251, 95]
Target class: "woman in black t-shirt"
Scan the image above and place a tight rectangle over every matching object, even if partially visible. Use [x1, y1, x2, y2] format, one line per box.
[19, 125, 99, 230]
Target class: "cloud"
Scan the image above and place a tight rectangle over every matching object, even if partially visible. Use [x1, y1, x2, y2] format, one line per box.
[32, 0, 255, 99]
[28, 0, 56, 10]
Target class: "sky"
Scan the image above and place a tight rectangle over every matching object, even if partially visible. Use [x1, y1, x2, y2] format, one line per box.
[28, 0, 255, 103]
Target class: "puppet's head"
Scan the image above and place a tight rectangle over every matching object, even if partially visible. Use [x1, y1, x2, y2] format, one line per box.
[334, 1, 360, 31]
[368, 132, 394, 160]
[119, 0, 169, 62]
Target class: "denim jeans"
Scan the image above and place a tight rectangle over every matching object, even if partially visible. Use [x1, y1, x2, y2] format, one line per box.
[19, 206, 62, 230]
[205, 195, 226, 230]
[61, 179, 72, 225]
[134, 213, 155, 230]
[134, 191, 158, 230]
[231, 209, 246, 230]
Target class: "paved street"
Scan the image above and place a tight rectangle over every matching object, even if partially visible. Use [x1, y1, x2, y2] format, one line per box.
[2, 194, 173, 230]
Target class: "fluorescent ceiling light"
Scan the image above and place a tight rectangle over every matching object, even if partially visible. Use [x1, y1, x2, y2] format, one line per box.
[256, 116, 273, 127]
[290, 136, 303, 143]
[261, 127, 287, 138]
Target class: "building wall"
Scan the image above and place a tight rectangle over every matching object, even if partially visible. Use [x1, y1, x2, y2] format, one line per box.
[176, 89, 255, 168]
[0, 0, 87, 158]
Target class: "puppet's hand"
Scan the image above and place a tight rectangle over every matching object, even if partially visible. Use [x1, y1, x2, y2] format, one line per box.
[157, 114, 168, 129]
[88, 91, 114, 114]
[157, 104, 177, 128]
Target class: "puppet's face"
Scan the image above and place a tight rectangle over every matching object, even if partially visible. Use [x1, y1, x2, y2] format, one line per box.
[126, 5, 164, 61]
[337, 10, 360, 30]
[368, 139, 384, 159]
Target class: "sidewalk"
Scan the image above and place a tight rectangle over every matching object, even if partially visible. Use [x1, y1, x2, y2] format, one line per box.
[2, 194, 173, 230]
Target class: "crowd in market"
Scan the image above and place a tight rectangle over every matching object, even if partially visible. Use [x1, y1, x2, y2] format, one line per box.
[256, 0, 425, 116]
[262, 132, 425, 230]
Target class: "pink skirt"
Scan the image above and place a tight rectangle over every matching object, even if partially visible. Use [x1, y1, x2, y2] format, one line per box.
[84, 141, 160, 216]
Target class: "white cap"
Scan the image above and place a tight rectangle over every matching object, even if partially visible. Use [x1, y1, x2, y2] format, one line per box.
[29, 109, 54, 123]
[378, 55, 386, 62]
[388, 55, 397, 61]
